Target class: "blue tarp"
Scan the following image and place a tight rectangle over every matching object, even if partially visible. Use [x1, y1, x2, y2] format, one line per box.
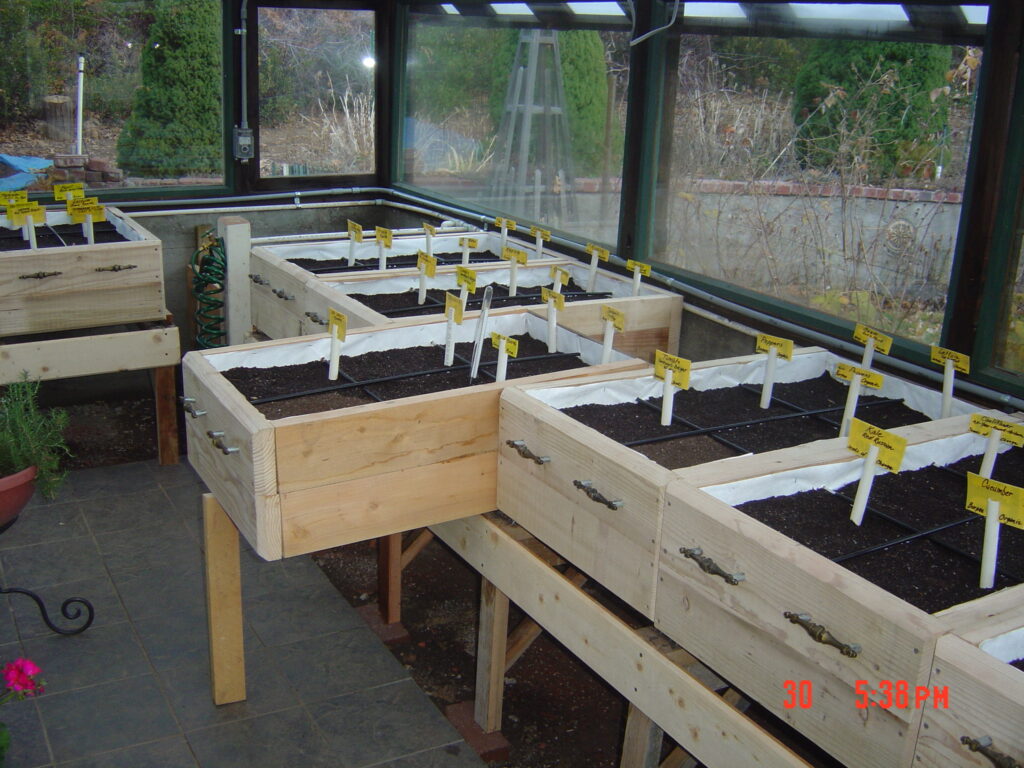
[0, 153, 51, 191]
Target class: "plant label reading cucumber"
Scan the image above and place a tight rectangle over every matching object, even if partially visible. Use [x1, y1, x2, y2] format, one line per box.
[416, 250, 437, 278]
[529, 225, 551, 241]
[501, 246, 527, 265]
[966, 473, 1023, 529]
[541, 286, 565, 310]
[852, 324, 893, 355]
[847, 418, 906, 473]
[422, 222, 436, 237]
[494, 217, 517, 231]
[445, 292, 464, 324]
[490, 333, 519, 357]
[375, 226, 392, 248]
[456, 266, 477, 293]
[756, 333, 794, 360]
[969, 414, 1024, 447]
[654, 350, 691, 389]
[6, 202, 44, 226]
[2, 190, 28, 205]
[347, 220, 364, 243]
[930, 345, 970, 374]
[53, 182, 84, 201]
[835, 363, 883, 389]
[549, 265, 570, 286]
[601, 304, 625, 332]
[626, 259, 651, 276]
[328, 308, 347, 341]
[458, 237, 478, 249]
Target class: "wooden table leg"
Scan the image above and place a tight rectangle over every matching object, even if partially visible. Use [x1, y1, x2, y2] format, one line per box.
[154, 365, 179, 465]
[474, 578, 510, 733]
[203, 494, 246, 705]
[377, 533, 402, 625]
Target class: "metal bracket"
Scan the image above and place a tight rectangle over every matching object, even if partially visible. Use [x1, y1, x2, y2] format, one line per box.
[506, 439, 550, 465]
[680, 546, 745, 585]
[784, 611, 860, 658]
[180, 397, 206, 418]
[573, 480, 623, 510]
[961, 736, 1022, 768]
[211, 437, 239, 455]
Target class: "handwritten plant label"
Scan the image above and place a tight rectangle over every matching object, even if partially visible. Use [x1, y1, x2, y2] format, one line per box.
[550, 265, 570, 285]
[422, 222, 436, 237]
[490, 333, 519, 357]
[930, 345, 970, 374]
[968, 414, 1024, 448]
[756, 333, 794, 360]
[654, 350, 691, 389]
[347, 220, 364, 243]
[375, 226, 392, 248]
[458, 237, 478, 249]
[494, 217, 517, 231]
[444, 292, 464, 324]
[3, 190, 28, 204]
[626, 259, 651, 276]
[835, 363, 884, 389]
[966, 473, 1023, 529]
[6, 202, 44, 226]
[53, 183, 84, 201]
[601, 304, 625, 332]
[586, 243, 610, 261]
[328, 309, 347, 341]
[416, 250, 437, 278]
[853, 324, 893, 355]
[541, 286, 565, 310]
[530, 225, 551, 241]
[67, 197, 105, 223]
[848, 418, 906, 473]
[456, 266, 477, 293]
[501, 246, 527, 265]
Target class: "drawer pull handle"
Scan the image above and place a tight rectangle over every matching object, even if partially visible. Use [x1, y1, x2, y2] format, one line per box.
[272, 288, 294, 300]
[784, 612, 860, 658]
[507, 440, 549, 465]
[249, 273, 269, 285]
[19, 271, 62, 279]
[211, 437, 239, 455]
[206, 430, 224, 439]
[305, 312, 327, 326]
[961, 736, 1021, 768]
[180, 397, 207, 418]
[680, 547, 745, 585]
[94, 264, 137, 272]
[573, 480, 622, 510]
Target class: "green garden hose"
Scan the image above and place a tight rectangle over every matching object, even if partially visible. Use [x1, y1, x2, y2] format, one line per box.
[190, 230, 227, 349]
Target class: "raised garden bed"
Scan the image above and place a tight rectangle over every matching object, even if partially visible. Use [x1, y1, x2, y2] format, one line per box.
[0, 219, 128, 250]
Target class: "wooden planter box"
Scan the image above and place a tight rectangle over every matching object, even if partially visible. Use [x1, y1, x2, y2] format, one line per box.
[659, 421, 1023, 768]
[0, 207, 166, 336]
[496, 347, 975, 618]
[183, 313, 645, 562]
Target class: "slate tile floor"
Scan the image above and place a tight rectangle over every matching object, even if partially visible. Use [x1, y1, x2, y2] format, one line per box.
[0, 460, 485, 768]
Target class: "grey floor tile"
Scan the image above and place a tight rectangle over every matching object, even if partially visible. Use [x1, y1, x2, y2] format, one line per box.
[59, 736, 198, 767]
[186, 706, 327, 768]
[133, 601, 261, 671]
[1, 696, 52, 768]
[157, 647, 298, 732]
[313, 680, 460, 768]
[271, 628, 409, 704]
[38, 674, 178, 763]
[0, 502, 88, 550]
[110, 564, 203, 623]
[63, 463, 157, 501]
[376, 743, 486, 768]
[240, 550, 336, 601]
[245, 585, 361, 647]
[81, 488, 177, 536]
[161, 480, 207, 517]
[94, 520, 200, 576]
[0, 538, 106, 590]
[12, 576, 124, 640]
[23, 622, 150, 695]
[0, 597, 21, 645]
[151, 461, 203, 489]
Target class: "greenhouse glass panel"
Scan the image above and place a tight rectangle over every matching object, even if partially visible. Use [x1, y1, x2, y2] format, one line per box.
[995, 217, 1024, 376]
[258, 8, 376, 178]
[653, 2, 988, 347]
[402, 4, 631, 249]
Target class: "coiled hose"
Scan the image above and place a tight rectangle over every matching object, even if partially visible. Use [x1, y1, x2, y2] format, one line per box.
[190, 230, 227, 349]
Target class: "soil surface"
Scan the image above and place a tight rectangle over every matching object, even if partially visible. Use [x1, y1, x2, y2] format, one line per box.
[0, 221, 127, 251]
[288, 250, 503, 273]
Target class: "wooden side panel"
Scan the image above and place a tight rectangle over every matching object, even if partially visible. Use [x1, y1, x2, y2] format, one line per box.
[281, 451, 496, 555]
[914, 634, 1024, 767]
[300, 276, 391, 330]
[497, 387, 671, 617]
[935, 582, 1024, 641]
[250, 283, 305, 340]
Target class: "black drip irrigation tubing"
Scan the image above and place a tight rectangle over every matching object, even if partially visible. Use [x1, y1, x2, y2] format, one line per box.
[297, 254, 503, 274]
[374, 290, 615, 317]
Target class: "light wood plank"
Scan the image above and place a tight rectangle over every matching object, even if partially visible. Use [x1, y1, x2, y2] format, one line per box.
[504, 568, 587, 671]
[203, 494, 246, 705]
[475, 579, 510, 733]
[620, 704, 663, 768]
[218, 216, 252, 346]
[935, 582, 1024, 642]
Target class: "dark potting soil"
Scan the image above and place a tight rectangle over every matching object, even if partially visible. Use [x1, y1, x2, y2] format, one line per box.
[1012, 658, 1024, 672]
[222, 334, 587, 419]
[736, 447, 1024, 614]
[288, 250, 502, 273]
[351, 278, 598, 318]
[0, 222, 127, 251]
[561, 373, 929, 470]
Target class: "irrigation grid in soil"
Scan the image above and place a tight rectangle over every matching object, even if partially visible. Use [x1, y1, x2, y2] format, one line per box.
[0, 221, 127, 251]
[287, 249, 504, 274]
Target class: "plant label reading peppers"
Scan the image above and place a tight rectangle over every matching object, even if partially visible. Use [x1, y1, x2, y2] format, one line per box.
[930, 345, 970, 374]
[626, 259, 651, 276]
[601, 305, 625, 332]
[966, 473, 1024, 529]
[968, 414, 1024, 447]
[416, 250, 437, 278]
[848, 418, 906, 473]
[327, 309, 347, 341]
[834, 363, 884, 389]
[347, 220, 364, 243]
[490, 333, 518, 357]
[852, 324, 893, 355]
[756, 333, 794, 360]
[444, 292, 463, 325]
[456, 266, 477, 293]
[541, 287, 565, 310]
[375, 226, 392, 248]
[654, 350, 691, 389]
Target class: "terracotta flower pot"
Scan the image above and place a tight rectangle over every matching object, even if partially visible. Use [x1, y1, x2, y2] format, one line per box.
[0, 467, 37, 533]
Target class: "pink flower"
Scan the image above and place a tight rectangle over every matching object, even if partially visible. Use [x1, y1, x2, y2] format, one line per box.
[3, 659, 42, 696]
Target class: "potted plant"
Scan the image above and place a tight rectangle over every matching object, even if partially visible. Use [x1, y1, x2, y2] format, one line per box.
[0, 377, 69, 530]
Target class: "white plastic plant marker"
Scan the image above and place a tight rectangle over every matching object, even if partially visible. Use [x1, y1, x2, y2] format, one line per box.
[416, 250, 437, 305]
[980, 428, 1002, 478]
[839, 373, 862, 437]
[423, 222, 435, 257]
[496, 336, 510, 382]
[586, 243, 609, 292]
[375, 226, 392, 271]
[346, 220, 363, 266]
[502, 246, 526, 298]
[83, 213, 95, 245]
[760, 346, 778, 409]
[443, 292, 463, 367]
[469, 285, 494, 381]
[459, 236, 477, 266]
[626, 259, 650, 297]
[495, 217, 515, 254]
[654, 350, 691, 427]
[326, 309, 347, 381]
[980, 498, 1001, 589]
[456, 265, 476, 310]
[530, 225, 549, 260]
[846, 419, 906, 525]
[931, 345, 970, 419]
[660, 374, 675, 426]
[860, 336, 876, 368]
[600, 305, 624, 365]
[24, 221, 36, 249]
[755, 333, 793, 409]
[966, 472, 1023, 590]
[849, 444, 880, 526]
[541, 287, 564, 354]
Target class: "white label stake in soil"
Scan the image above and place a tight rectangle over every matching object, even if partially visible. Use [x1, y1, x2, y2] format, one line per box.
[755, 334, 793, 409]
[541, 287, 565, 354]
[846, 419, 906, 526]
[443, 292, 463, 367]
[327, 309, 348, 381]
[931, 346, 970, 419]
[654, 350, 691, 426]
[375, 226, 392, 271]
[600, 305, 625, 365]
[586, 243, 609, 292]
[469, 285, 494, 381]
[491, 332, 518, 383]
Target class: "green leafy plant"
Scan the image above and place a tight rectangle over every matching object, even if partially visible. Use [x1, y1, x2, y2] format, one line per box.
[0, 378, 69, 499]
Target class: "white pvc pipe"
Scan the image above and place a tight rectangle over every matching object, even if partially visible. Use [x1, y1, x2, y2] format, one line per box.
[759, 345, 778, 409]
[660, 375, 675, 426]
[547, 299, 557, 353]
[849, 444, 879, 526]
[941, 358, 955, 419]
[76, 56, 85, 156]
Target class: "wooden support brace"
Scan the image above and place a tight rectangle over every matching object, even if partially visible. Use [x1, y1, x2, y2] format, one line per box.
[153, 364, 179, 465]
[621, 703, 664, 768]
[203, 493, 246, 705]
[474, 578, 510, 733]
[376, 533, 403, 625]
[400, 529, 434, 570]
[505, 568, 587, 672]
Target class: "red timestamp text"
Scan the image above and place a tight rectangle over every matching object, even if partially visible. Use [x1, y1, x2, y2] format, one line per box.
[783, 680, 950, 710]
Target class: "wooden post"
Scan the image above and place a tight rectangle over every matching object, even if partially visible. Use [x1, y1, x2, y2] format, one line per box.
[203, 494, 246, 705]
[474, 578, 510, 733]
[153, 365, 179, 465]
[43, 95, 73, 140]
[216, 216, 252, 346]
[377, 533, 402, 625]
[620, 703, 663, 768]
[400, 529, 434, 569]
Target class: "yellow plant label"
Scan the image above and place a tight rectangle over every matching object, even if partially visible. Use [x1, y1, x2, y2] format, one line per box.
[7, 202, 44, 226]
[328, 308, 347, 341]
[68, 198, 104, 223]
[417, 250, 437, 278]
[966, 473, 1023, 529]
[3, 190, 28, 204]
[502, 246, 527, 265]
[586, 243, 610, 261]
[626, 259, 651, 276]
[456, 266, 477, 293]
[549, 265, 570, 285]
[375, 226, 392, 248]
[835, 363, 883, 389]
[847, 418, 907, 473]
[422, 222, 436, 237]
[654, 350, 691, 389]
[541, 286, 565, 310]
[53, 182, 84, 201]
[529, 225, 551, 241]
[347, 220, 363, 243]
[458, 237, 478, 249]
[930, 345, 970, 374]
[494, 217, 517, 231]
[853, 324, 893, 355]
[490, 332, 519, 357]
[968, 414, 1024, 447]
[601, 304, 625, 332]
[756, 333, 794, 360]
[445, 292, 463, 325]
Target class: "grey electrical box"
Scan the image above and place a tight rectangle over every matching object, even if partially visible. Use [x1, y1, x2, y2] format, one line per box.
[233, 127, 254, 160]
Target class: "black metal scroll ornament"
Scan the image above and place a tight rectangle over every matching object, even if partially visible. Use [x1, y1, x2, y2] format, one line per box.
[0, 587, 94, 636]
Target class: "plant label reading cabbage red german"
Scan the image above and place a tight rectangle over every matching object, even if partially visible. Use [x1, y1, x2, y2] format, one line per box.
[456, 266, 477, 293]
[490, 333, 518, 357]
[530, 225, 551, 241]
[968, 414, 1024, 447]
[6, 202, 45, 226]
[586, 243, 610, 261]
[444, 293, 463, 325]
[848, 419, 906, 472]
[53, 182, 84, 201]
[327, 309, 347, 341]
[966, 473, 1023, 529]
[853, 324, 893, 354]
[834, 363, 884, 389]
[501, 246, 527, 265]
[417, 250, 437, 278]
[550, 265, 570, 285]
[756, 333, 794, 360]
[458, 237, 479, 249]
[347, 220, 364, 243]
[422, 222, 436, 237]
[601, 305, 625, 332]
[494, 217, 517, 230]
[654, 350, 691, 389]
[375, 226, 392, 248]
[930, 345, 970, 373]
[541, 287, 565, 310]
[626, 259, 651, 276]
